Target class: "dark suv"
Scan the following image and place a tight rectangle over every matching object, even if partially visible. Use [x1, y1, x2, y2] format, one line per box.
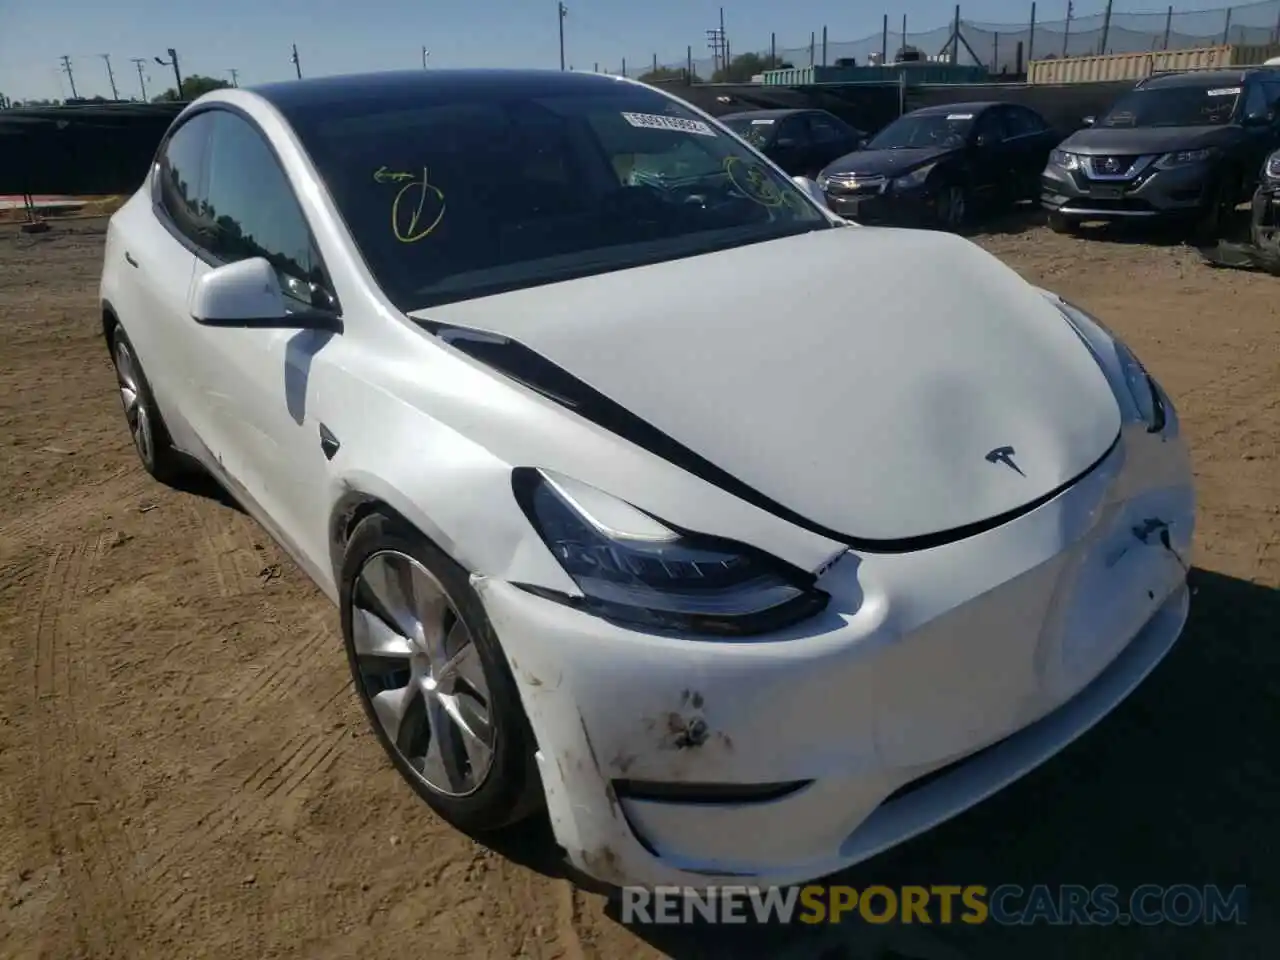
[1041, 68, 1280, 238]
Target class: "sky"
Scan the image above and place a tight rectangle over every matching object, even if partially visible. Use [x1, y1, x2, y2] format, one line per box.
[0, 0, 1229, 102]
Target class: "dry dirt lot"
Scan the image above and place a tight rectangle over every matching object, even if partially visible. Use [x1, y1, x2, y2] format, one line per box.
[1, 218, 1277, 960]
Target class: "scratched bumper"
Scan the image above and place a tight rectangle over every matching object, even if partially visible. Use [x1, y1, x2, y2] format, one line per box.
[475, 421, 1194, 889]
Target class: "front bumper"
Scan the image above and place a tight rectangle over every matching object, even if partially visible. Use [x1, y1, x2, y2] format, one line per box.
[476, 421, 1194, 889]
[1041, 159, 1214, 220]
[824, 184, 935, 226]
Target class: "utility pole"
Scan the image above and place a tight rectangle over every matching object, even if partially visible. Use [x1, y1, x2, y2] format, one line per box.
[705, 26, 726, 76]
[720, 6, 728, 68]
[60, 55, 79, 100]
[558, 3, 567, 71]
[291, 43, 302, 79]
[131, 57, 148, 100]
[422, 46, 429, 68]
[100, 54, 119, 99]
[229, 68, 239, 87]
[154, 48, 183, 99]
[1062, 1, 1074, 57]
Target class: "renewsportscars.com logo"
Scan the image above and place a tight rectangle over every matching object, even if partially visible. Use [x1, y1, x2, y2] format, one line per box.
[620, 884, 1249, 927]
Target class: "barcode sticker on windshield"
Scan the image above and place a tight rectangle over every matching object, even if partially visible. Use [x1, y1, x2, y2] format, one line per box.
[1207, 87, 1241, 96]
[947, 113, 974, 120]
[751, 118, 775, 124]
[621, 112, 717, 136]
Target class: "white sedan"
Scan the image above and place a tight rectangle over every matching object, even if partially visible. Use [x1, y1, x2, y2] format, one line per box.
[99, 68, 1195, 890]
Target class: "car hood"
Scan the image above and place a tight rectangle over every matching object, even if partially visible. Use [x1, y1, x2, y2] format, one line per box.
[412, 227, 1121, 543]
[1059, 124, 1238, 155]
[821, 146, 955, 178]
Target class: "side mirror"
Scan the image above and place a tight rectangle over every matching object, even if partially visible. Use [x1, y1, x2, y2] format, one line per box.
[791, 175, 831, 211]
[1082, 115, 1096, 126]
[1243, 110, 1271, 127]
[190, 257, 341, 331]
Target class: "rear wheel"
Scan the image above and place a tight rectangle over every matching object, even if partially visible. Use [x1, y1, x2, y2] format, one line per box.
[108, 324, 186, 484]
[1193, 174, 1238, 244]
[339, 511, 542, 834]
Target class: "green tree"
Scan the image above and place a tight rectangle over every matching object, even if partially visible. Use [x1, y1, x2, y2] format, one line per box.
[711, 53, 791, 83]
[151, 74, 232, 102]
[638, 65, 700, 84]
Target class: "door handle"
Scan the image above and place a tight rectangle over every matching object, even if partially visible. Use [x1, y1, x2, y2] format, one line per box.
[124, 251, 139, 268]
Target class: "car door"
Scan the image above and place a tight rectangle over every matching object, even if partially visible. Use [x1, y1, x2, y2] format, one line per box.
[968, 108, 1011, 204]
[109, 111, 215, 454]
[1001, 105, 1054, 201]
[185, 108, 343, 567]
[807, 112, 862, 172]
[768, 114, 815, 175]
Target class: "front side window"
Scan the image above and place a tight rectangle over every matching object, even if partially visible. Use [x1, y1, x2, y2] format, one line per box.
[283, 83, 830, 311]
[156, 113, 214, 246]
[202, 110, 329, 307]
[722, 115, 776, 147]
[1099, 85, 1241, 128]
[808, 114, 845, 144]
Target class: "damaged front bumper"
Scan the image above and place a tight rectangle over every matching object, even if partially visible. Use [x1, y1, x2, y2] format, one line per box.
[475, 420, 1194, 890]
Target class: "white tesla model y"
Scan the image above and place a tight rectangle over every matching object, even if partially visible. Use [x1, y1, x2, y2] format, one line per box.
[99, 69, 1195, 889]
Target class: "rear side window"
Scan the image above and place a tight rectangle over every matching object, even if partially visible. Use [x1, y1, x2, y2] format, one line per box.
[202, 111, 329, 306]
[156, 113, 213, 246]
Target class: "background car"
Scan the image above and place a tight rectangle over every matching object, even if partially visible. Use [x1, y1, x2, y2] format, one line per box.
[719, 108, 867, 178]
[1042, 68, 1280, 239]
[817, 101, 1060, 229]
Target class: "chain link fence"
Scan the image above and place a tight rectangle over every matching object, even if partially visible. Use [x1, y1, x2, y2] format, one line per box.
[608, 0, 1280, 80]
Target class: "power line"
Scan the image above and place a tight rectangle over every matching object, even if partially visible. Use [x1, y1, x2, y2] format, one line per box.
[59, 55, 79, 100]
[130, 58, 148, 101]
[100, 54, 119, 100]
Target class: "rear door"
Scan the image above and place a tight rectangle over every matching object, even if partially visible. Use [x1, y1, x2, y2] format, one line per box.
[1001, 105, 1055, 201]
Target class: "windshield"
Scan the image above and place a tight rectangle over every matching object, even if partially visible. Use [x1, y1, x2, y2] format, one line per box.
[285, 83, 828, 311]
[1098, 85, 1240, 128]
[866, 112, 973, 150]
[721, 116, 776, 147]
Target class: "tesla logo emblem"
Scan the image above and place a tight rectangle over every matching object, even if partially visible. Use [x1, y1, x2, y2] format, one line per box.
[986, 446, 1025, 476]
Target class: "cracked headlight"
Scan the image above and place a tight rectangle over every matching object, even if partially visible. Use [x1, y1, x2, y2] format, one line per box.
[1055, 298, 1166, 434]
[512, 468, 829, 635]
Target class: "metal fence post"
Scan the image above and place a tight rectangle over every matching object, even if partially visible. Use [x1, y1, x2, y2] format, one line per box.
[1028, 2, 1037, 64]
[881, 14, 888, 63]
[1222, 7, 1232, 45]
[1099, 0, 1113, 55]
[1164, 5, 1173, 50]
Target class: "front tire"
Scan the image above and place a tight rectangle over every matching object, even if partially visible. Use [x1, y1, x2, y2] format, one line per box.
[936, 182, 969, 231]
[1048, 211, 1080, 235]
[108, 323, 186, 485]
[339, 511, 541, 833]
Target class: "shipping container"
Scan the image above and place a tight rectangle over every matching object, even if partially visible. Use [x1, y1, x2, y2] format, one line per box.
[761, 63, 987, 87]
[1028, 42, 1280, 85]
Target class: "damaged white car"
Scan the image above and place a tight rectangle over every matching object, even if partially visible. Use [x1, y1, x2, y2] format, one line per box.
[99, 68, 1195, 889]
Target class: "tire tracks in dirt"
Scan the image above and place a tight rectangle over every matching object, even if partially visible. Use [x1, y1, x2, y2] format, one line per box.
[26, 534, 147, 954]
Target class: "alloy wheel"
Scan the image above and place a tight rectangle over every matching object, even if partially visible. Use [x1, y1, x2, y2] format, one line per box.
[114, 340, 154, 466]
[350, 550, 496, 797]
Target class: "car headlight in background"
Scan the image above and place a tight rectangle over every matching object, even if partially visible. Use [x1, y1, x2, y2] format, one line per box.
[512, 468, 830, 635]
[1054, 299, 1166, 434]
[893, 163, 934, 190]
[1154, 147, 1218, 170]
[816, 173, 831, 190]
[1049, 149, 1082, 171]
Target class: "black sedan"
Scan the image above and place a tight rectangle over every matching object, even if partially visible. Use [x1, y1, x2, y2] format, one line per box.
[720, 108, 867, 178]
[817, 101, 1061, 229]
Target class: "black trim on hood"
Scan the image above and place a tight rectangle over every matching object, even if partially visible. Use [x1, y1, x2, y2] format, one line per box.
[420, 319, 1122, 554]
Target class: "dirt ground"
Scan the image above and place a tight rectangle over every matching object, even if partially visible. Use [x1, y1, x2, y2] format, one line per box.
[0, 217, 1276, 960]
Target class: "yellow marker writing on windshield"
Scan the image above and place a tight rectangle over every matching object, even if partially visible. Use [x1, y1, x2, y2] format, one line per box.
[724, 156, 782, 207]
[389, 168, 446, 243]
[374, 165, 415, 184]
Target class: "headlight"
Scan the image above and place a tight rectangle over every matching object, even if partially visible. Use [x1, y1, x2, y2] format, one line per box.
[1049, 149, 1081, 171]
[1055, 299, 1166, 434]
[816, 173, 831, 190]
[1154, 147, 1217, 169]
[512, 468, 830, 635]
[1265, 152, 1280, 180]
[893, 163, 934, 189]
